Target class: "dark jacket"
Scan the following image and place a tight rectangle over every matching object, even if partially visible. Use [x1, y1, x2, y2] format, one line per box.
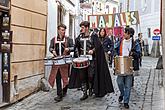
[135, 38, 144, 57]
[49, 36, 74, 55]
[99, 37, 114, 54]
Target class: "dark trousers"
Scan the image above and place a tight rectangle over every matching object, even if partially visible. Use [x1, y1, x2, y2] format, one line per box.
[139, 57, 142, 66]
[56, 69, 62, 96]
[109, 55, 113, 66]
[56, 69, 68, 96]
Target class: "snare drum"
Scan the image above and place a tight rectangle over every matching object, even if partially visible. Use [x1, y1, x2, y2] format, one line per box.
[44, 57, 53, 66]
[44, 55, 72, 66]
[73, 57, 89, 69]
[63, 55, 72, 64]
[80, 55, 92, 60]
[52, 56, 65, 65]
[114, 56, 133, 75]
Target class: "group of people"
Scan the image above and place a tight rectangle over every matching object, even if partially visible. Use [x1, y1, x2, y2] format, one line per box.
[48, 21, 143, 109]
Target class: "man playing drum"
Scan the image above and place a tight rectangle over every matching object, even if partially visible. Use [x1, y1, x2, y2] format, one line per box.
[48, 24, 74, 102]
[115, 27, 141, 109]
[69, 21, 114, 100]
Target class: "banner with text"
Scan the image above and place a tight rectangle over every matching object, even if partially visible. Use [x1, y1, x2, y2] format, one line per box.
[88, 11, 140, 28]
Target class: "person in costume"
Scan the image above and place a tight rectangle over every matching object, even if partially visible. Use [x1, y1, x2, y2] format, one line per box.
[48, 24, 73, 102]
[69, 21, 114, 100]
[98, 28, 114, 65]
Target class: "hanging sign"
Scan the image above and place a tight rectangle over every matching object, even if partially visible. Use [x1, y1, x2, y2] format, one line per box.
[88, 11, 140, 28]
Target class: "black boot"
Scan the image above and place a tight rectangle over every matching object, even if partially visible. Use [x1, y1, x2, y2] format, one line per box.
[54, 95, 62, 102]
[63, 85, 68, 97]
[80, 84, 88, 101]
[88, 83, 93, 96]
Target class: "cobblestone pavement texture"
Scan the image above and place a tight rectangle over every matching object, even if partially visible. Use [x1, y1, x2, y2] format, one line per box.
[2, 57, 165, 110]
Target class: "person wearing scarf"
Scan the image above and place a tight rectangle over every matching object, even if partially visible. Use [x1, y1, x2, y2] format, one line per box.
[116, 27, 141, 109]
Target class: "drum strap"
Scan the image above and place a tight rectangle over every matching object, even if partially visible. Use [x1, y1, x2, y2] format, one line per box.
[54, 35, 68, 49]
[119, 40, 123, 56]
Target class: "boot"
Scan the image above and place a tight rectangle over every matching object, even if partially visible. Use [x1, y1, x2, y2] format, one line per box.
[54, 95, 62, 102]
[88, 83, 93, 96]
[63, 85, 68, 97]
[80, 83, 88, 101]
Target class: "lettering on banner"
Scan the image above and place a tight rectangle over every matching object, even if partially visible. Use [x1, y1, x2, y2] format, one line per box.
[88, 11, 140, 28]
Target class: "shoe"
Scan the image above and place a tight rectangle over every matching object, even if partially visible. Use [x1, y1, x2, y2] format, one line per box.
[62, 89, 67, 97]
[89, 88, 93, 96]
[124, 103, 129, 109]
[118, 96, 123, 102]
[80, 94, 88, 101]
[63, 85, 68, 97]
[54, 96, 62, 102]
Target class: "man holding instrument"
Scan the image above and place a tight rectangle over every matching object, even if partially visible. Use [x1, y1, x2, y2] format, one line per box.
[48, 24, 73, 102]
[69, 21, 114, 100]
[116, 27, 141, 109]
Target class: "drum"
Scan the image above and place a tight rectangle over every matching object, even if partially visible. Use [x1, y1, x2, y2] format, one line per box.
[63, 55, 72, 64]
[80, 55, 93, 60]
[73, 57, 89, 69]
[44, 57, 53, 66]
[114, 56, 133, 75]
[44, 55, 72, 66]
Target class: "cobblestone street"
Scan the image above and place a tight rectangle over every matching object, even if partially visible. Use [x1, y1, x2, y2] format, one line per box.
[2, 57, 165, 110]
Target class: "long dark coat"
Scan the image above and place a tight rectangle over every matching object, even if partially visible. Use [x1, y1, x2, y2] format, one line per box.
[69, 33, 114, 97]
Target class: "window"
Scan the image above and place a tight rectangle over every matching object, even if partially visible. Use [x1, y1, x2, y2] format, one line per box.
[57, 5, 64, 25]
[69, 15, 73, 38]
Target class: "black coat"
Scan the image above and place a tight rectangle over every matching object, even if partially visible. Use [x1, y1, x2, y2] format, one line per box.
[93, 34, 114, 97]
[49, 36, 74, 55]
[69, 33, 114, 97]
[99, 37, 114, 55]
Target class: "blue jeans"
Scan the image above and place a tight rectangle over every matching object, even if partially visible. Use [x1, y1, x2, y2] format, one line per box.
[117, 75, 133, 103]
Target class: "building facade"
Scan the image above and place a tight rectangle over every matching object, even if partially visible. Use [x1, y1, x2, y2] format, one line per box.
[0, 0, 79, 105]
[47, 0, 76, 56]
[119, 0, 161, 55]
[0, 0, 47, 105]
[80, 0, 119, 21]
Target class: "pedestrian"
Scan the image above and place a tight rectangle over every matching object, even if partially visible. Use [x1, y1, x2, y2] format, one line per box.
[135, 33, 144, 67]
[48, 24, 74, 102]
[69, 21, 114, 100]
[98, 28, 114, 65]
[116, 27, 141, 109]
[114, 35, 121, 56]
[107, 28, 114, 67]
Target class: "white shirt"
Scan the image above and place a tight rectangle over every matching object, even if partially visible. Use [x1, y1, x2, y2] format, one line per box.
[122, 38, 132, 56]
